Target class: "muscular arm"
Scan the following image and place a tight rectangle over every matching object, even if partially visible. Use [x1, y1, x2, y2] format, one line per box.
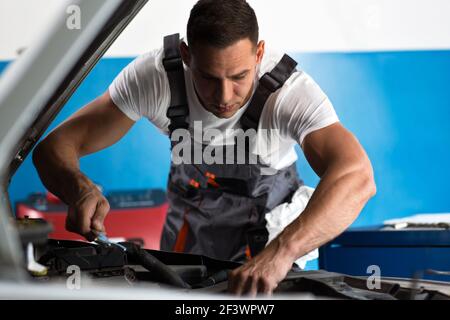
[278, 122, 376, 258]
[32, 90, 135, 238]
[229, 122, 376, 295]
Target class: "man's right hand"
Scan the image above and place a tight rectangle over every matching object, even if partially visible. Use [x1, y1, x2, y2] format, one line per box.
[32, 90, 134, 241]
[65, 181, 110, 241]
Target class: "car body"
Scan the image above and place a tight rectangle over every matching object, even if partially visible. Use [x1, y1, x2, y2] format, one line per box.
[0, 0, 449, 300]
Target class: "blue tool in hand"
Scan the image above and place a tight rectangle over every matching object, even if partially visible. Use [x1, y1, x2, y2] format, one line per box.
[94, 232, 127, 252]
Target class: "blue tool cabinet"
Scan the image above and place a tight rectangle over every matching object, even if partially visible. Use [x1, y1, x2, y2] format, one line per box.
[319, 227, 450, 282]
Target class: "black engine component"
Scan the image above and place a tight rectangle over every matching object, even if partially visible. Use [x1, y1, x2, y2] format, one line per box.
[36, 239, 236, 289]
[38, 240, 126, 274]
[32, 239, 450, 300]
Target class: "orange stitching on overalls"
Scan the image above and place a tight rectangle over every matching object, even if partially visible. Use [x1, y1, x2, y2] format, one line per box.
[205, 171, 220, 188]
[173, 182, 203, 253]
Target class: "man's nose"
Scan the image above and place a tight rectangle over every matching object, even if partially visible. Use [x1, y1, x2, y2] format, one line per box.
[217, 80, 233, 106]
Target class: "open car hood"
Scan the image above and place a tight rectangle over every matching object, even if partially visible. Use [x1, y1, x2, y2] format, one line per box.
[0, 0, 148, 280]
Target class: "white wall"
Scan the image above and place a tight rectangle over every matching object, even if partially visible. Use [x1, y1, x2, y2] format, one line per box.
[1, 0, 450, 60]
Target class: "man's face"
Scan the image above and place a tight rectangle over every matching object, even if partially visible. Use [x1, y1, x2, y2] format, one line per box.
[181, 38, 265, 119]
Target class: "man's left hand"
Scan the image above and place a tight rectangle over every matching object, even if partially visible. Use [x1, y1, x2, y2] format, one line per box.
[227, 238, 295, 296]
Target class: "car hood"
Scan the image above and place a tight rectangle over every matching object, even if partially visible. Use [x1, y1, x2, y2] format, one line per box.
[0, 0, 148, 280]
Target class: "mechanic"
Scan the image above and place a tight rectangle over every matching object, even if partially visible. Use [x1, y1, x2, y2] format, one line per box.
[32, 0, 376, 296]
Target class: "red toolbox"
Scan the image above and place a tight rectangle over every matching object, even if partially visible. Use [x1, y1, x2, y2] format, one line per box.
[15, 189, 168, 249]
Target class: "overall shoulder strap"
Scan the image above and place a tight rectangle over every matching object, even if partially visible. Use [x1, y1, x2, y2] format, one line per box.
[240, 54, 297, 131]
[163, 33, 189, 135]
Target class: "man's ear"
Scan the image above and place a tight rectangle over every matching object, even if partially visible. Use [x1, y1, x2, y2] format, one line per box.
[255, 40, 265, 64]
[180, 41, 191, 67]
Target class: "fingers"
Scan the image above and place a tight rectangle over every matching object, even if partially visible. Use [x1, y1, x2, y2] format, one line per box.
[258, 277, 273, 296]
[65, 190, 109, 240]
[90, 197, 110, 233]
[65, 194, 96, 237]
[243, 275, 258, 298]
[228, 268, 276, 297]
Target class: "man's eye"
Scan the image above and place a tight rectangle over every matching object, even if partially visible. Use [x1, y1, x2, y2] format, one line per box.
[232, 75, 246, 81]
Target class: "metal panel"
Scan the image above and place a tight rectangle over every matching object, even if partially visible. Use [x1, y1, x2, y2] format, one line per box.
[0, 0, 148, 280]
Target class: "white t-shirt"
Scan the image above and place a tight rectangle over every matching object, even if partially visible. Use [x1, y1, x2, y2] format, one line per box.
[109, 46, 339, 170]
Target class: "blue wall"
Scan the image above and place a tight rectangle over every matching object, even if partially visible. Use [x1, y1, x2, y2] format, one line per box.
[294, 51, 450, 226]
[1, 58, 172, 203]
[2, 50, 450, 234]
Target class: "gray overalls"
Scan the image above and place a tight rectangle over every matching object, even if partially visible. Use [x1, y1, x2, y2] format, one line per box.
[160, 34, 304, 263]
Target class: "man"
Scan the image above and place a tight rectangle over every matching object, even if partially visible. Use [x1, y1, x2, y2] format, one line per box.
[33, 0, 376, 296]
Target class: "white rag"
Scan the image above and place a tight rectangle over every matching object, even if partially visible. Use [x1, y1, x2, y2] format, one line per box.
[264, 185, 319, 269]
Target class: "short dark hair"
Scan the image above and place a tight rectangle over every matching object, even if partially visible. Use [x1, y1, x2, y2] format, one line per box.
[187, 0, 259, 49]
